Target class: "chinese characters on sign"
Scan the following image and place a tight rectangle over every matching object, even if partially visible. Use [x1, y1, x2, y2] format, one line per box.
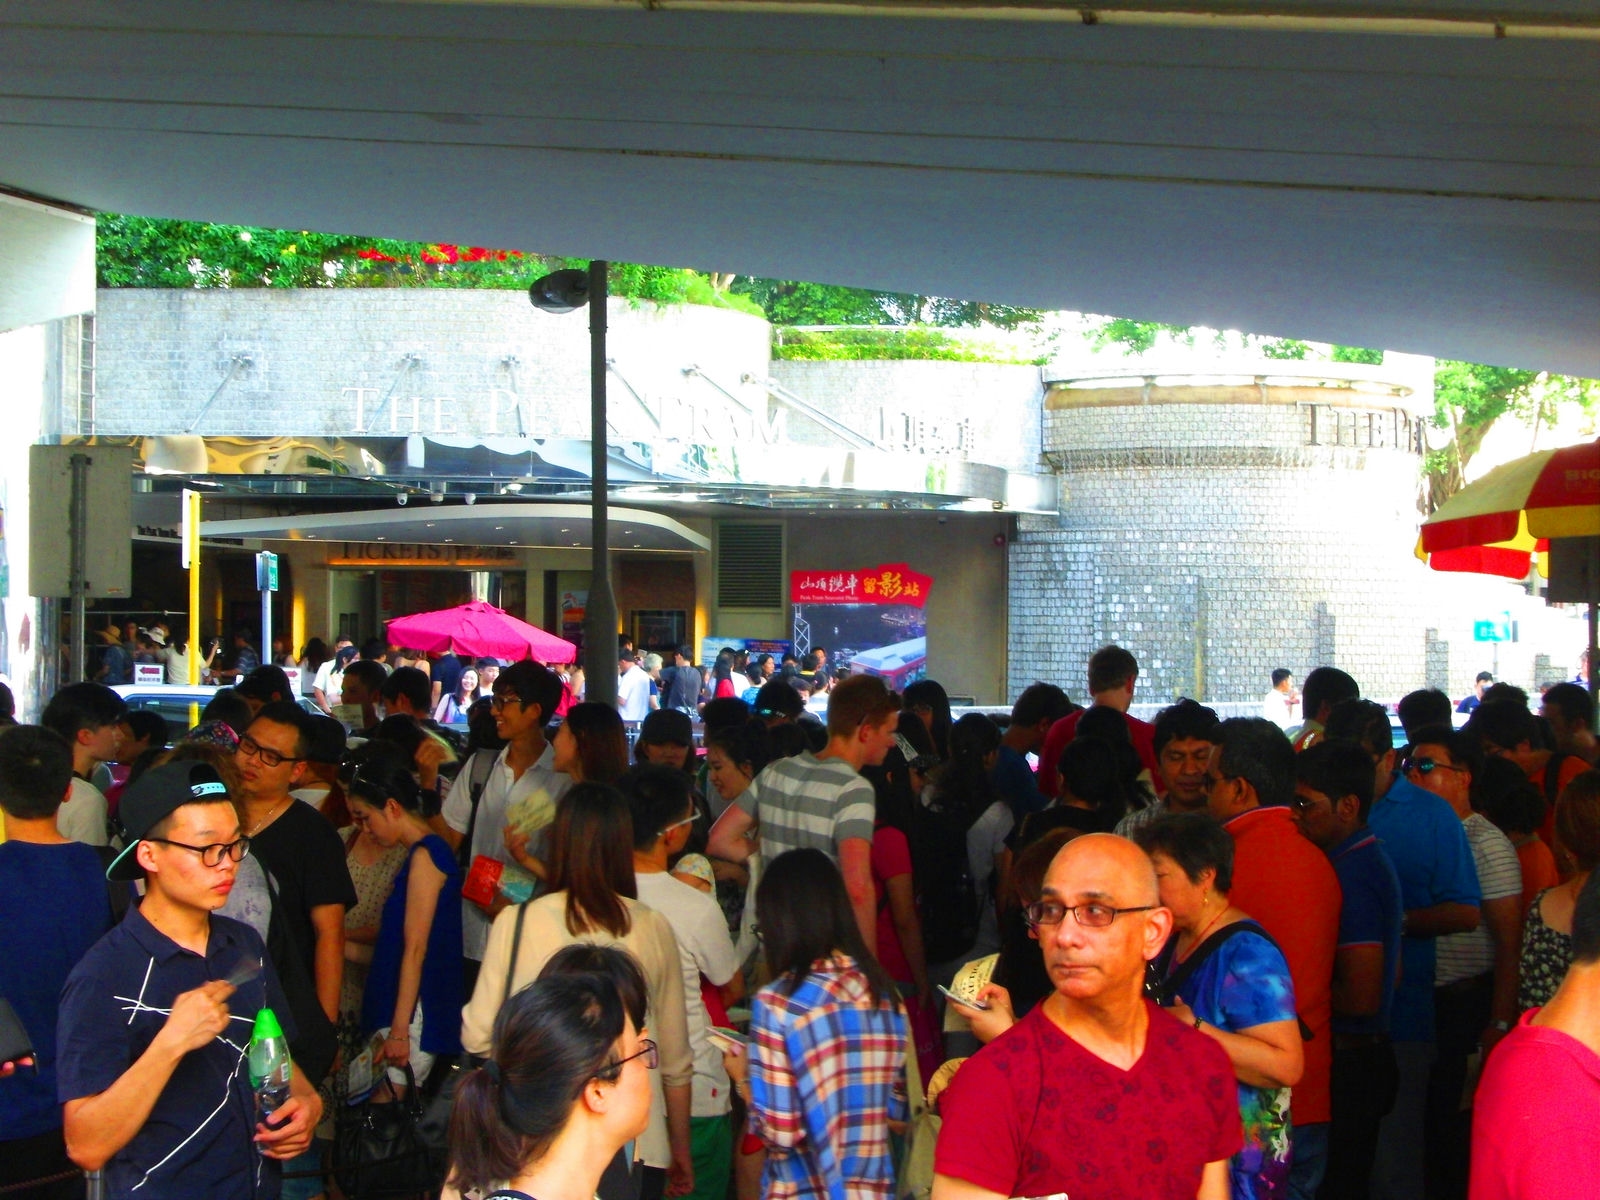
[789, 563, 933, 608]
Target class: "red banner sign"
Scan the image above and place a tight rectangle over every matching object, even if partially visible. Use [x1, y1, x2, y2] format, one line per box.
[790, 563, 933, 607]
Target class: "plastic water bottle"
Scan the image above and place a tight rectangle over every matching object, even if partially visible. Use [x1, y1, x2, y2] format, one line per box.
[247, 1007, 292, 1143]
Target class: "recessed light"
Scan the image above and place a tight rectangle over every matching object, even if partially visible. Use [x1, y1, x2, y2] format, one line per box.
[376, 536, 386, 541]
[632, 543, 641, 548]
[560, 528, 569, 533]
[509, 540, 518, 545]
[571, 541, 581, 547]
[425, 522, 435, 528]
[444, 538, 454, 543]
[494, 525, 504, 531]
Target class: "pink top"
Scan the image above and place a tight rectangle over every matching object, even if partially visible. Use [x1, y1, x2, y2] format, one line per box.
[1470, 1008, 1600, 1200]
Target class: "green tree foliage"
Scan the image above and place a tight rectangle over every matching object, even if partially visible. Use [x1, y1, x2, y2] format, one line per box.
[773, 326, 1045, 365]
[729, 277, 1041, 330]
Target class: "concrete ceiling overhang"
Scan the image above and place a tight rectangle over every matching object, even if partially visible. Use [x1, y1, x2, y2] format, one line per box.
[0, 1, 1595, 374]
[199, 501, 713, 552]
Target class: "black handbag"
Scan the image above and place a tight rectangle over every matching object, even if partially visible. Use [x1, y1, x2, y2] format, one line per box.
[334, 1064, 450, 1200]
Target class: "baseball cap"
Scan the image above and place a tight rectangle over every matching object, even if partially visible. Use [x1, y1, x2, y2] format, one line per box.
[106, 761, 232, 882]
[670, 853, 716, 890]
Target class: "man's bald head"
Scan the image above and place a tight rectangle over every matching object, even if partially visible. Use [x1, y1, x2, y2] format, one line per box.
[1046, 833, 1161, 908]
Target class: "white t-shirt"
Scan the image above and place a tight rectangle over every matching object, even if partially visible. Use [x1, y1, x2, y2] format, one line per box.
[617, 664, 652, 721]
[1435, 812, 1522, 986]
[1262, 689, 1298, 729]
[58, 777, 109, 846]
[312, 659, 344, 706]
[635, 870, 740, 1116]
[442, 743, 571, 959]
[966, 800, 1014, 957]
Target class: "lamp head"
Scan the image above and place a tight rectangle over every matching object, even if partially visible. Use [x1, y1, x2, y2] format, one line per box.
[528, 269, 590, 314]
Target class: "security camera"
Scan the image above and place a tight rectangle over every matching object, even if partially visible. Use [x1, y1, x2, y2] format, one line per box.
[396, 493, 408, 507]
[528, 269, 590, 314]
[464, 492, 476, 506]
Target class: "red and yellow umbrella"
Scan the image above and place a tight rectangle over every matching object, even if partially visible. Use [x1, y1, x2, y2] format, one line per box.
[1419, 438, 1600, 579]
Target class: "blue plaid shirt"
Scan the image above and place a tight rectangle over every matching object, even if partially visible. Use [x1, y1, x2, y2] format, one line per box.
[747, 955, 907, 1200]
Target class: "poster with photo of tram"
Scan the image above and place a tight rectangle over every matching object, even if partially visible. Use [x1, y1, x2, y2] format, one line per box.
[791, 563, 932, 690]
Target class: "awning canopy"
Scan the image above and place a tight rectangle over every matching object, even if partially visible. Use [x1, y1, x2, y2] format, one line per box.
[1, 1, 1595, 375]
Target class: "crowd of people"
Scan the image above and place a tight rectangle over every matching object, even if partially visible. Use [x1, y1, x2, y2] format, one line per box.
[2, 633, 1597, 1200]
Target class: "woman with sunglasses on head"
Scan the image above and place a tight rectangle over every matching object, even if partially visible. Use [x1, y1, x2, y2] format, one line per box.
[344, 740, 464, 1086]
[721, 847, 908, 1200]
[463, 782, 696, 1200]
[446, 958, 656, 1200]
[1132, 813, 1302, 1200]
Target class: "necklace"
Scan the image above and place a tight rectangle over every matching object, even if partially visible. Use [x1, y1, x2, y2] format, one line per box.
[1180, 898, 1231, 961]
[247, 798, 290, 838]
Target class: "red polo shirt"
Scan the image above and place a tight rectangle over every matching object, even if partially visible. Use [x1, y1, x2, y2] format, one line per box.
[1223, 804, 1342, 1126]
[1037, 707, 1158, 799]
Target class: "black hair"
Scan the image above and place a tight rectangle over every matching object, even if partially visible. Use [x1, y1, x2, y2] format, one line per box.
[301, 638, 331, 671]
[380, 666, 432, 712]
[341, 658, 387, 695]
[927, 712, 1003, 829]
[1472, 756, 1545, 836]
[618, 764, 696, 851]
[1324, 699, 1393, 760]
[1075, 704, 1132, 746]
[0, 726, 75, 820]
[369, 713, 426, 760]
[1271, 668, 1293, 688]
[1542, 681, 1596, 729]
[767, 721, 816, 760]
[1086, 645, 1138, 695]
[1301, 667, 1360, 722]
[546, 783, 636, 937]
[1466, 699, 1538, 753]
[465, 696, 506, 756]
[1480, 682, 1530, 709]
[1572, 868, 1600, 965]
[539, 943, 648, 1031]
[41, 681, 127, 742]
[1296, 739, 1378, 823]
[757, 848, 899, 1009]
[342, 739, 429, 817]
[200, 688, 254, 738]
[900, 680, 952, 758]
[1057, 736, 1133, 825]
[237, 665, 292, 704]
[0, 680, 16, 721]
[1211, 716, 1296, 808]
[496, 660, 565, 724]
[700, 697, 751, 739]
[1408, 722, 1484, 781]
[1152, 698, 1221, 755]
[1132, 812, 1236, 893]
[705, 718, 773, 780]
[124, 709, 169, 749]
[1010, 682, 1073, 729]
[1397, 689, 1453, 741]
[446, 970, 633, 1194]
[359, 637, 387, 660]
[249, 701, 312, 758]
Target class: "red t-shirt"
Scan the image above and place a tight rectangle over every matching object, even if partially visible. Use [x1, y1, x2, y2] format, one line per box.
[1224, 805, 1341, 1125]
[936, 1001, 1242, 1200]
[1036, 707, 1158, 799]
[871, 824, 915, 983]
[1534, 754, 1590, 847]
[1469, 1009, 1600, 1200]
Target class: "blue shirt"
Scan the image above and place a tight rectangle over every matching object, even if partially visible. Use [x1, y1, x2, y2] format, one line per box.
[56, 908, 293, 1200]
[0, 840, 113, 1139]
[1327, 829, 1404, 1037]
[363, 835, 464, 1055]
[1368, 776, 1481, 1042]
[1170, 924, 1296, 1200]
[991, 744, 1047, 820]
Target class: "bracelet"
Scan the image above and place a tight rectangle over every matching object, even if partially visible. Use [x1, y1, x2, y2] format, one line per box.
[1193, 1014, 1204, 1031]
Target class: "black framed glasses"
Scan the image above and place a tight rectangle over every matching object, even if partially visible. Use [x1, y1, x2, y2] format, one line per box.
[1404, 756, 1465, 777]
[1023, 900, 1157, 930]
[489, 694, 524, 711]
[237, 735, 303, 769]
[146, 836, 251, 868]
[595, 1038, 658, 1079]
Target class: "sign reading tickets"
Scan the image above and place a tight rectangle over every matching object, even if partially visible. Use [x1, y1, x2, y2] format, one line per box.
[790, 563, 933, 607]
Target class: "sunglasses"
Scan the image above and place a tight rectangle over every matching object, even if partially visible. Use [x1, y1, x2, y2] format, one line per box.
[1404, 756, 1466, 776]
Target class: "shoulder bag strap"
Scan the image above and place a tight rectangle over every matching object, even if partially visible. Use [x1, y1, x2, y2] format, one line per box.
[456, 750, 494, 872]
[1154, 919, 1269, 1004]
[502, 900, 529, 1007]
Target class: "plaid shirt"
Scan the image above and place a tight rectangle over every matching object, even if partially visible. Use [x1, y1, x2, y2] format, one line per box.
[748, 955, 908, 1200]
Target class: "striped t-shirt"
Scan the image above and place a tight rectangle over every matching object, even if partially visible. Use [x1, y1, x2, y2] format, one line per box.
[1434, 813, 1521, 987]
[747, 751, 876, 863]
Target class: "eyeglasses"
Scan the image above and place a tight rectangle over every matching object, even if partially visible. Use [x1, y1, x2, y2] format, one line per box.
[146, 836, 251, 868]
[1289, 793, 1324, 813]
[659, 813, 697, 837]
[1404, 757, 1466, 777]
[596, 1038, 658, 1079]
[489, 695, 524, 711]
[1023, 900, 1157, 930]
[237, 735, 303, 769]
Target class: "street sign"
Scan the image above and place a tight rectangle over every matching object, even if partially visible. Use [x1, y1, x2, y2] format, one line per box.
[256, 551, 279, 592]
[1473, 613, 1513, 643]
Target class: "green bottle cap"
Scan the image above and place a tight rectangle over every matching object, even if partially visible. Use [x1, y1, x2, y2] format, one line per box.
[251, 1007, 285, 1042]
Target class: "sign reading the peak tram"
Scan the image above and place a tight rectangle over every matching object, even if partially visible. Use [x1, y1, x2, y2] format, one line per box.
[790, 564, 933, 608]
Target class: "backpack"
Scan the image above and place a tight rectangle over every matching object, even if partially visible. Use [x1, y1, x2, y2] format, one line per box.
[454, 748, 499, 873]
[908, 792, 983, 965]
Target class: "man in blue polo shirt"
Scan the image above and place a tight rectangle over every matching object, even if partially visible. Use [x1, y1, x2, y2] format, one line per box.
[1292, 739, 1404, 1200]
[55, 762, 323, 1200]
[1322, 700, 1480, 1200]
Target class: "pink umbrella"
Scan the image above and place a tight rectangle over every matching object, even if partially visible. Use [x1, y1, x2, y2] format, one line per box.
[386, 601, 577, 664]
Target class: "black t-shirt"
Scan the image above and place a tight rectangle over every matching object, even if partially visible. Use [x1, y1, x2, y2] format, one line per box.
[433, 654, 463, 700]
[249, 800, 357, 993]
[1008, 803, 1116, 853]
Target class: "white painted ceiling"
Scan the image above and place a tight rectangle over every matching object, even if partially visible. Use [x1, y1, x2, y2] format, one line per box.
[1, 1, 1595, 374]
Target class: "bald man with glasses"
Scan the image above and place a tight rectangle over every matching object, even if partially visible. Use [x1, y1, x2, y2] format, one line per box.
[934, 834, 1241, 1200]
